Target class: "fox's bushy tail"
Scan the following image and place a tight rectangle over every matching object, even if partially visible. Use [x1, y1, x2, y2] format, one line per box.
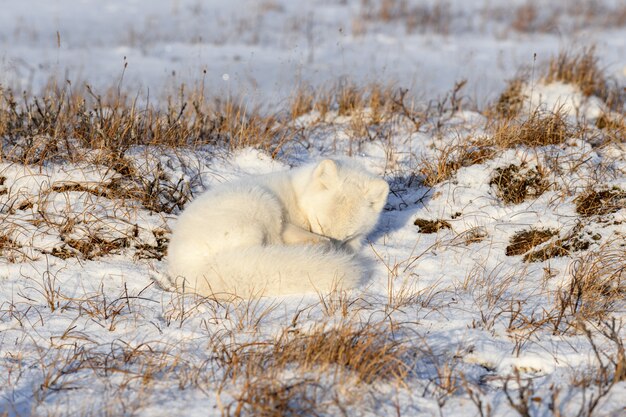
[167, 245, 364, 298]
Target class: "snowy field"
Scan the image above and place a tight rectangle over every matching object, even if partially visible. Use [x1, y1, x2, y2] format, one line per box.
[1, 1, 626, 416]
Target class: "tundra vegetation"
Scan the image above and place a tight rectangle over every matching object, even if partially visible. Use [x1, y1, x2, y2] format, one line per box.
[1, 2, 626, 416]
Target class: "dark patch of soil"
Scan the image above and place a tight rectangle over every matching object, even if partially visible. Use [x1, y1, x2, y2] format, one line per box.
[490, 163, 549, 205]
[414, 218, 452, 234]
[575, 187, 626, 217]
[523, 227, 597, 262]
[506, 228, 557, 256]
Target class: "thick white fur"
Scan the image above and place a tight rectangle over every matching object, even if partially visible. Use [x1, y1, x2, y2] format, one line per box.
[166, 159, 389, 298]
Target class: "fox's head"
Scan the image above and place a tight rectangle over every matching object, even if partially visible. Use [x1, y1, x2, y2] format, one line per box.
[299, 159, 389, 249]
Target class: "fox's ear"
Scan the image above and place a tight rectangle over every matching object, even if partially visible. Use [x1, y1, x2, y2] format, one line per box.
[313, 159, 338, 189]
[368, 179, 389, 210]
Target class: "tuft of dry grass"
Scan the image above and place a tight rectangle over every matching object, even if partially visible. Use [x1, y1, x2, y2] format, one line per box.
[289, 85, 316, 119]
[278, 323, 408, 383]
[552, 249, 625, 333]
[62, 235, 130, 260]
[544, 47, 624, 108]
[307, 82, 397, 120]
[506, 228, 557, 256]
[219, 318, 412, 416]
[595, 113, 625, 131]
[575, 187, 626, 218]
[336, 83, 366, 116]
[595, 113, 626, 143]
[223, 320, 410, 385]
[488, 48, 624, 143]
[491, 109, 571, 148]
[490, 163, 549, 204]
[287, 82, 409, 148]
[494, 76, 527, 119]
[419, 139, 495, 187]
[226, 377, 326, 417]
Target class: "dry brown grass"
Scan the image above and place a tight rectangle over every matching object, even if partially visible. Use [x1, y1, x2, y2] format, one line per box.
[506, 228, 557, 256]
[289, 82, 398, 122]
[575, 187, 626, 218]
[0, 82, 293, 216]
[489, 48, 624, 139]
[225, 377, 326, 417]
[217, 318, 412, 416]
[285, 81, 428, 160]
[62, 234, 130, 260]
[134, 229, 169, 261]
[491, 109, 571, 149]
[0, 175, 172, 261]
[289, 85, 316, 119]
[0, 82, 291, 165]
[522, 224, 596, 263]
[452, 226, 488, 246]
[30, 339, 199, 413]
[221, 319, 410, 384]
[523, 238, 588, 263]
[494, 76, 527, 119]
[552, 248, 625, 333]
[544, 47, 625, 109]
[595, 113, 626, 142]
[356, 0, 626, 39]
[277, 322, 409, 383]
[1, 62, 625, 416]
[0, 232, 25, 263]
[545, 47, 603, 96]
[504, 1, 626, 36]
[464, 264, 522, 332]
[358, 0, 452, 35]
[419, 139, 495, 187]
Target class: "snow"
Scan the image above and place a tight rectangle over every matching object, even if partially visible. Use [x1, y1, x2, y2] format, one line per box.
[1, 1, 626, 416]
[522, 81, 607, 119]
[2, 0, 626, 107]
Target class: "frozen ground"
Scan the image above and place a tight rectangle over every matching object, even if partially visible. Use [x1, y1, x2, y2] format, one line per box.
[1, 1, 625, 416]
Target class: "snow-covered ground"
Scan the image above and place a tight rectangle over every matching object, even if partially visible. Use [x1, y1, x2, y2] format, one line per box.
[2, 0, 626, 106]
[1, 1, 625, 416]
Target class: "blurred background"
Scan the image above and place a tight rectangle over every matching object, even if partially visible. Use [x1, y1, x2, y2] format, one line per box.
[1, 0, 625, 107]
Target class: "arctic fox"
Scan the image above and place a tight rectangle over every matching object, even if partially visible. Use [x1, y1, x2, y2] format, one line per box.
[165, 159, 389, 298]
